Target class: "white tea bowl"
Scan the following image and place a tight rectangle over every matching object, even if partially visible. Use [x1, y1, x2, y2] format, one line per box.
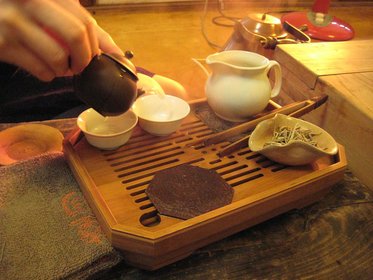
[132, 94, 190, 136]
[77, 108, 138, 150]
[249, 114, 338, 166]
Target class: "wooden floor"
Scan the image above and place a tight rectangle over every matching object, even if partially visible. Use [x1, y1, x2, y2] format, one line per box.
[89, 2, 373, 101]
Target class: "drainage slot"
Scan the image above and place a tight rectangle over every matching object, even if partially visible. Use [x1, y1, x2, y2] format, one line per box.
[139, 203, 154, 210]
[209, 159, 222, 164]
[272, 165, 288, 172]
[125, 181, 150, 190]
[211, 161, 238, 171]
[110, 146, 181, 166]
[246, 154, 261, 160]
[225, 168, 261, 181]
[129, 189, 146, 196]
[114, 151, 184, 172]
[135, 196, 149, 203]
[230, 173, 264, 187]
[219, 164, 248, 176]
[118, 158, 180, 178]
[140, 211, 161, 227]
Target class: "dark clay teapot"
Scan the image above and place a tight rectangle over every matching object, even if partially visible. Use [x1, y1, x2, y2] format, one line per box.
[73, 53, 138, 116]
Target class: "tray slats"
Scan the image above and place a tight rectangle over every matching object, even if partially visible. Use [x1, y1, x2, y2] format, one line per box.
[63, 103, 347, 269]
[67, 113, 343, 229]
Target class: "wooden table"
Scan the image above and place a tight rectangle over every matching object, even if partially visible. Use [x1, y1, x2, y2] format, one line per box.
[274, 40, 373, 191]
[1, 116, 373, 279]
[89, 3, 373, 102]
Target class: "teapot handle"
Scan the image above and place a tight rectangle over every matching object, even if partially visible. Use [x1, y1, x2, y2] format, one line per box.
[266, 60, 282, 98]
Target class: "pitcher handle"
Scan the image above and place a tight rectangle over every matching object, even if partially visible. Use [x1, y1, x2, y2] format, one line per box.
[266, 60, 282, 98]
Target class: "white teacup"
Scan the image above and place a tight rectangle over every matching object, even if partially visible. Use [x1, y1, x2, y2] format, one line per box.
[77, 108, 138, 150]
[132, 94, 190, 136]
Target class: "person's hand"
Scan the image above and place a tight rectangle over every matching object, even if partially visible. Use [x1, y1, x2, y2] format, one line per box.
[0, 0, 120, 81]
[95, 23, 124, 57]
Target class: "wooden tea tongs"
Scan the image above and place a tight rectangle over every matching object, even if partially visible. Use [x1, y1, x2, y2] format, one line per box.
[188, 95, 328, 157]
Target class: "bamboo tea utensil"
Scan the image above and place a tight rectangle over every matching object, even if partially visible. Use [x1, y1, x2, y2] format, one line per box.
[217, 95, 328, 157]
[189, 95, 327, 148]
[218, 134, 252, 157]
[188, 97, 282, 109]
[188, 101, 305, 147]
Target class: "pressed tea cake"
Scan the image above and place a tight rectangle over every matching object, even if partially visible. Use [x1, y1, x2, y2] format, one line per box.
[146, 164, 234, 219]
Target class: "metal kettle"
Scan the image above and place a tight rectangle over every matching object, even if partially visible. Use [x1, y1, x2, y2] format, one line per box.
[223, 13, 310, 59]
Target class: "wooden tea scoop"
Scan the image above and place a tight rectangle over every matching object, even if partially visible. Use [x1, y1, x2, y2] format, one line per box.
[189, 96, 326, 148]
[217, 95, 328, 157]
[218, 134, 252, 157]
[187, 101, 305, 147]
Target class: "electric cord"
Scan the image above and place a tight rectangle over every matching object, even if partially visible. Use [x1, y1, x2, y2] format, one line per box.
[212, 0, 240, 27]
[201, 0, 243, 50]
[200, 0, 223, 49]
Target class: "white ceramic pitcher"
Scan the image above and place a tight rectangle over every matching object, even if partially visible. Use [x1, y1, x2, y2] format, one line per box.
[205, 50, 282, 122]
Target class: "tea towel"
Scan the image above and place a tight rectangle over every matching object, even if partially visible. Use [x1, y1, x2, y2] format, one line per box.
[0, 152, 122, 280]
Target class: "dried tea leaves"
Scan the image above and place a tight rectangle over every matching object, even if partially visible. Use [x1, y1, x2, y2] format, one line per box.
[265, 123, 321, 147]
[146, 164, 234, 220]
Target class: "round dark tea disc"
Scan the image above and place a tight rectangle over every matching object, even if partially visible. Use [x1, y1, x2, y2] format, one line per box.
[146, 164, 234, 220]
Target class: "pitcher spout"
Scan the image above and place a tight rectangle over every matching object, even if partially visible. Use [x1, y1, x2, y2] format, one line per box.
[206, 50, 269, 71]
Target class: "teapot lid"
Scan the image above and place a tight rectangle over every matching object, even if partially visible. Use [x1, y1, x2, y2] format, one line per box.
[101, 53, 138, 81]
[240, 13, 287, 38]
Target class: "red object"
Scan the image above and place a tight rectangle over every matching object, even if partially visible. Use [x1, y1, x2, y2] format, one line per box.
[281, 0, 354, 41]
[312, 0, 331, 14]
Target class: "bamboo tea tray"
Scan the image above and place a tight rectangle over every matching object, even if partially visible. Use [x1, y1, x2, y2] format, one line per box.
[63, 100, 347, 270]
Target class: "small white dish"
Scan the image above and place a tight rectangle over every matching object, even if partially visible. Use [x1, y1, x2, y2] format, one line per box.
[132, 94, 190, 136]
[137, 73, 165, 96]
[249, 114, 338, 166]
[77, 108, 138, 150]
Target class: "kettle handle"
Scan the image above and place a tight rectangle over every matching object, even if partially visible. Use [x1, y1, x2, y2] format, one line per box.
[266, 60, 282, 98]
[282, 21, 311, 43]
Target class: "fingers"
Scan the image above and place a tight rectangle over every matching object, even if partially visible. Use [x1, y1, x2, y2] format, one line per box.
[0, 32, 54, 81]
[22, 0, 98, 74]
[0, 3, 56, 81]
[0, 0, 122, 82]
[54, 0, 100, 66]
[0, 41, 55, 81]
[96, 24, 124, 56]
[4, 7, 70, 76]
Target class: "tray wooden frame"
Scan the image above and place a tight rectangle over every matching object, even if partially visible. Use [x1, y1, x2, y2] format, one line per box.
[63, 101, 347, 270]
